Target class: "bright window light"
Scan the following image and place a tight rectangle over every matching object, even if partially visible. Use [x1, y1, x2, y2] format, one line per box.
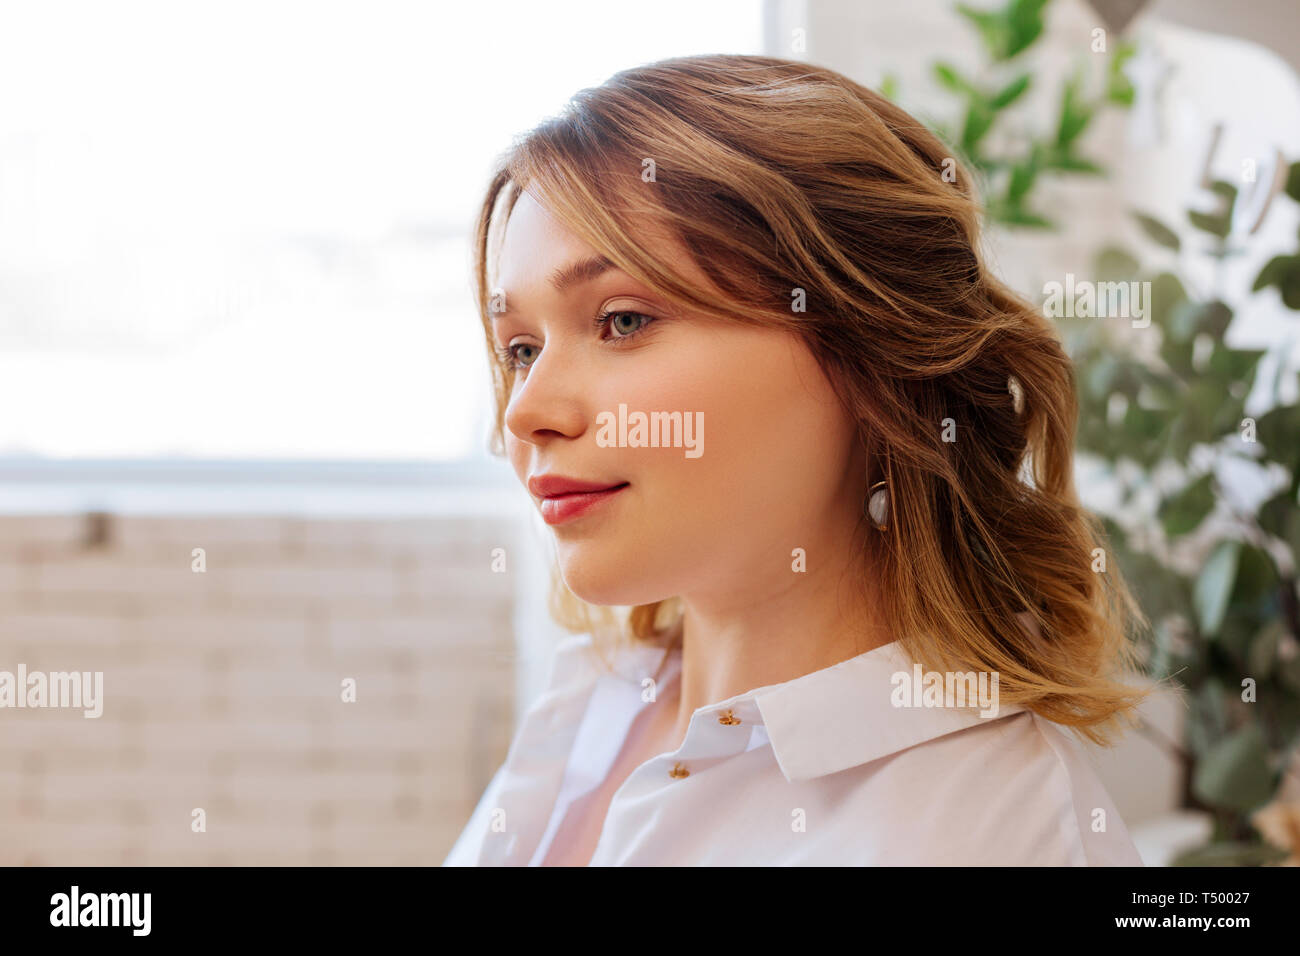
[0, 0, 764, 461]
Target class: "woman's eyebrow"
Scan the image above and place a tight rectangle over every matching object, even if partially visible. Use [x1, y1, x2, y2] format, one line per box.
[492, 254, 627, 323]
[548, 254, 617, 294]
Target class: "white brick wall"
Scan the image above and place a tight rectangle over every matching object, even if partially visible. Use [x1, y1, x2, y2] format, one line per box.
[0, 511, 521, 865]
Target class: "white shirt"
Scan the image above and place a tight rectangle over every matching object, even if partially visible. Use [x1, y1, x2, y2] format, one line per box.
[442, 632, 1144, 866]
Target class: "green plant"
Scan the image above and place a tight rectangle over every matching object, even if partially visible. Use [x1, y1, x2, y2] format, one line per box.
[1061, 163, 1300, 865]
[1253, 162, 1300, 309]
[904, 0, 1134, 227]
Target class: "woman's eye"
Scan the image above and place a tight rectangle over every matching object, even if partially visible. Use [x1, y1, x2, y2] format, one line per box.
[496, 309, 656, 372]
[496, 343, 539, 370]
[599, 309, 656, 341]
[608, 311, 644, 336]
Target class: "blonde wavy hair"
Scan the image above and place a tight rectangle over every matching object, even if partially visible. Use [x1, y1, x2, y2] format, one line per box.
[470, 54, 1152, 746]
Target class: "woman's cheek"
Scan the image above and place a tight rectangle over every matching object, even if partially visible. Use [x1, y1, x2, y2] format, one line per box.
[505, 434, 527, 483]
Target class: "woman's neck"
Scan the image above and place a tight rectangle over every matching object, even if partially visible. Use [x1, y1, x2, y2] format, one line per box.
[666, 547, 891, 748]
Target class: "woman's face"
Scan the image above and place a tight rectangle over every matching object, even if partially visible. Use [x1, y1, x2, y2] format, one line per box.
[493, 189, 866, 607]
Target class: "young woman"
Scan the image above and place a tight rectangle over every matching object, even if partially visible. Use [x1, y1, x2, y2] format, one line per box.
[444, 54, 1151, 866]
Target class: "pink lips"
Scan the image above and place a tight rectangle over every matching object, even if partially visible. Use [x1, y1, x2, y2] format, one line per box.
[527, 474, 630, 526]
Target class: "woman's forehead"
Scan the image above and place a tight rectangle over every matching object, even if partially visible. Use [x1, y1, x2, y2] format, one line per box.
[494, 191, 594, 289]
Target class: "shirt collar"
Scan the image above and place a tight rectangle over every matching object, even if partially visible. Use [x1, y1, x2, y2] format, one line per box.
[609, 637, 1022, 783]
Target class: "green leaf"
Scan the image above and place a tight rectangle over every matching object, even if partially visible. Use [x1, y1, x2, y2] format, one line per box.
[990, 73, 1031, 109]
[1191, 723, 1276, 812]
[1122, 401, 1169, 446]
[1206, 344, 1264, 387]
[1252, 254, 1300, 296]
[1284, 263, 1300, 310]
[1107, 41, 1136, 107]
[1187, 380, 1246, 439]
[1159, 330, 1196, 378]
[879, 72, 899, 101]
[961, 100, 996, 154]
[1251, 254, 1287, 292]
[1055, 73, 1094, 148]
[1004, 0, 1048, 60]
[1093, 245, 1140, 282]
[1005, 146, 1041, 204]
[1161, 472, 1217, 538]
[933, 62, 974, 95]
[1167, 300, 1233, 343]
[1258, 490, 1296, 540]
[1188, 181, 1238, 239]
[1255, 404, 1300, 471]
[1210, 180, 1239, 204]
[955, 4, 1008, 60]
[1194, 539, 1239, 634]
[1133, 211, 1181, 251]
[1230, 544, 1278, 612]
[1286, 160, 1300, 203]
[1148, 272, 1190, 330]
[1189, 209, 1232, 238]
[956, 0, 1048, 61]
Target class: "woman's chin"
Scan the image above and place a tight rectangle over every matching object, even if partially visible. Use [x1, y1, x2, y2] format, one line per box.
[559, 566, 670, 609]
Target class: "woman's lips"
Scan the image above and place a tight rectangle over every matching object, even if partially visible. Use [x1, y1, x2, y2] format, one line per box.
[539, 482, 630, 526]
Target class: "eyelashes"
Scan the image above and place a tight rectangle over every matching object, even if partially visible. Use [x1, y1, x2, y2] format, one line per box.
[493, 309, 658, 371]
[492, 343, 533, 370]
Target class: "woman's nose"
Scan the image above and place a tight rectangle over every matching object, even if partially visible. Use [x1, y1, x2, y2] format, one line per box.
[503, 346, 589, 445]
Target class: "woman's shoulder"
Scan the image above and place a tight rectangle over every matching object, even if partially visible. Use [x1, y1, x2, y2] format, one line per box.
[828, 708, 1144, 866]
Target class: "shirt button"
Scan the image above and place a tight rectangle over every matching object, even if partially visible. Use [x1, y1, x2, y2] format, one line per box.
[717, 709, 741, 725]
[669, 762, 690, 779]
